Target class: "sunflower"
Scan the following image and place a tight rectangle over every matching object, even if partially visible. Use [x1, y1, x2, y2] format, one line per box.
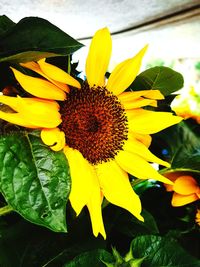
[0, 28, 182, 238]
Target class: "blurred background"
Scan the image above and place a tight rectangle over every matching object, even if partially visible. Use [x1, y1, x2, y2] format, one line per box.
[1, 0, 200, 91]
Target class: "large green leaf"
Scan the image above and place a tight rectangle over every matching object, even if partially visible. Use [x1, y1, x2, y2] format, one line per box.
[131, 66, 184, 96]
[131, 235, 200, 267]
[0, 131, 71, 232]
[0, 16, 83, 63]
[0, 15, 15, 36]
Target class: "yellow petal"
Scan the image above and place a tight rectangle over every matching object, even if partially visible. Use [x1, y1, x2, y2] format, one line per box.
[123, 139, 170, 167]
[0, 96, 61, 128]
[144, 90, 165, 100]
[118, 90, 161, 109]
[41, 128, 65, 151]
[127, 109, 183, 134]
[121, 97, 157, 109]
[97, 160, 143, 221]
[0, 95, 59, 113]
[24, 97, 60, 111]
[16, 96, 61, 128]
[107, 45, 148, 95]
[64, 147, 106, 238]
[11, 67, 66, 100]
[118, 90, 164, 102]
[115, 150, 173, 184]
[128, 131, 152, 148]
[0, 110, 36, 128]
[38, 59, 81, 89]
[21, 61, 70, 92]
[63, 147, 99, 215]
[87, 188, 106, 239]
[173, 176, 199, 195]
[85, 27, 112, 87]
[172, 192, 199, 207]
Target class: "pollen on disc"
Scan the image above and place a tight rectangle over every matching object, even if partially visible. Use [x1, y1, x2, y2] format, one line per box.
[60, 83, 128, 164]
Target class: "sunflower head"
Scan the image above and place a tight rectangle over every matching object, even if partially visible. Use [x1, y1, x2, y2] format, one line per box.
[0, 27, 183, 239]
[60, 82, 128, 164]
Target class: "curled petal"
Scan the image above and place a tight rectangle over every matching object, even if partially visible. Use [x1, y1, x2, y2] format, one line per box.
[11, 67, 66, 100]
[21, 61, 70, 92]
[107, 45, 148, 95]
[38, 59, 81, 89]
[41, 128, 65, 151]
[85, 27, 112, 87]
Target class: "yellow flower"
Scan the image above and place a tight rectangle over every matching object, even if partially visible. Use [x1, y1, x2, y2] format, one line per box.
[164, 172, 200, 206]
[0, 28, 182, 239]
[172, 86, 200, 123]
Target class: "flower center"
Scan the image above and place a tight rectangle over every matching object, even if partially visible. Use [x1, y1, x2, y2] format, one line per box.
[60, 83, 128, 164]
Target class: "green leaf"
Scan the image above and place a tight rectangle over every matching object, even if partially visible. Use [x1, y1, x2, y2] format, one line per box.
[0, 15, 15, 35]
[131, 235, 200, 267]
[0, 131, 71, 232]
[63, 249, 114, 267]
[131, 66, 184, 96]
[0, 17, 83, 63]
[157, 122, 200, 174]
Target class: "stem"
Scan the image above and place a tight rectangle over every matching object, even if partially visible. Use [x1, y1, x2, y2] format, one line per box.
[131, 179, 144, 187]
[67, 56, 71, 74]
[0, 205, 13, 216]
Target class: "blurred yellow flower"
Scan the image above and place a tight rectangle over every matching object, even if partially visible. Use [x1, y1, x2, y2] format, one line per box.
[164, 172, 200, 206]
[0, 28, 182, 238]
[172, 86, 200, 123]
[195, 209, 200, 226]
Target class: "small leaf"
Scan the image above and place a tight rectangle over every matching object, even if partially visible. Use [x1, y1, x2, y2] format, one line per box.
[131, 66, 184, 96]
[0, 17, 83, 63]
[131, 235, 200, 267]
[129, 257, 145, 267]
[0, 131, 71, 232]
